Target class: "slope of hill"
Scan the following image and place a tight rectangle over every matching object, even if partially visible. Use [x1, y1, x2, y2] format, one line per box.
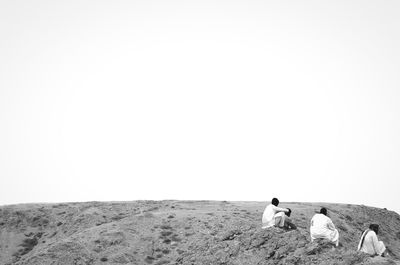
[0, 200, 399, 265]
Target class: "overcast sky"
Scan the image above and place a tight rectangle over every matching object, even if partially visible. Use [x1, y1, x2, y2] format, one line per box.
[1, 0, 399, 214]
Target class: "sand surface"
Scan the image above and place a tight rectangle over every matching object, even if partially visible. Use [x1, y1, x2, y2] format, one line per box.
[0, 200, 399, 264]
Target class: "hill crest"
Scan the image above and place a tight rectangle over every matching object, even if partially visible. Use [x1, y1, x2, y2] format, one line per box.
[1, 200, 399, 265]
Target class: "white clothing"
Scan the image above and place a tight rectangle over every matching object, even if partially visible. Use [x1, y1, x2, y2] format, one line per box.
[262, 204, 288, 229]
[358, 230, 386, 256]
[310, 213, 339, 246]
[274, 212, 286, 227]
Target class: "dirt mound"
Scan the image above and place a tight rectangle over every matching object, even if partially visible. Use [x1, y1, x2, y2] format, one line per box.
[176, 225, 369, 265]
[0, 201, 399, 265]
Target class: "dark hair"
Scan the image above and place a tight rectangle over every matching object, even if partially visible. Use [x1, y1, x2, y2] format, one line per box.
[369, 224, 379, 234]
[320, 207, 327, 216]
[272, 198, 279, 206]
[285, 208, 292, 217]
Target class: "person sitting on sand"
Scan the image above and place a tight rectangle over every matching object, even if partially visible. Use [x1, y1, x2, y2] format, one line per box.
[358, 224, 388, 257]
[262, 198, 290, 229]
[310, 207, 339, 247]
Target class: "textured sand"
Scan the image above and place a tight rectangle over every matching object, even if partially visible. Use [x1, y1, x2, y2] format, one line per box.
[0, 200, 399, 264]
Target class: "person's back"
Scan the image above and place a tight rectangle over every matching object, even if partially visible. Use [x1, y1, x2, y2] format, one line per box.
[310, 213, 332, 235]
[262, 204, 276, 228]
[310, 208, 339, 247]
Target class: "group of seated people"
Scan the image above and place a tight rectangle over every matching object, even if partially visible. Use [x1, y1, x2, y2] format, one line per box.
[262, 198, 388, 257]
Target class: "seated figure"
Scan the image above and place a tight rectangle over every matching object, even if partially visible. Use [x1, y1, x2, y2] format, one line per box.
[262, 198, 290, 229]
[358, 224, 387, 257]
[310, 207, 339, 247]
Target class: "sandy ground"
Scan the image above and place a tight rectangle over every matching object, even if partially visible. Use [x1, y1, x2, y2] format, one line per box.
[0, 200, 399, 265]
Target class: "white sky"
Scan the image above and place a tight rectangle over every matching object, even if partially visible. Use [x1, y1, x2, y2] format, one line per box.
[1, 0, 399, 213]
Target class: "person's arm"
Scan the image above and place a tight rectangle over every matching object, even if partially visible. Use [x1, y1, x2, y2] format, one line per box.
[272, 205, 289, 213]
[327, 218, 336, 231]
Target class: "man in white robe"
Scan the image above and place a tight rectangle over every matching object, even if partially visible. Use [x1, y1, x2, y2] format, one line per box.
[262, 198, 290, 229]
[310, 207, 339, 247]
[358, 224, 387, 256]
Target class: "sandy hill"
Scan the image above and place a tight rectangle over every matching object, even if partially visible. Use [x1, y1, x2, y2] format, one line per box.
[0, 200, 399, 265]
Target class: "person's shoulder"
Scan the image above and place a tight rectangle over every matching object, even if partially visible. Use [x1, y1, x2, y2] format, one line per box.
[313, 213, 328, 221]
[268, 204, 277, 209]
[363, 231, 375, 241]
[264, 204, 273, 210]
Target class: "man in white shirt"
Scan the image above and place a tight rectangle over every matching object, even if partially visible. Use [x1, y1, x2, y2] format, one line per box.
[358, 224, 387, 257]
[262, 198, 290, 229]
[310, 207, 339, 247]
